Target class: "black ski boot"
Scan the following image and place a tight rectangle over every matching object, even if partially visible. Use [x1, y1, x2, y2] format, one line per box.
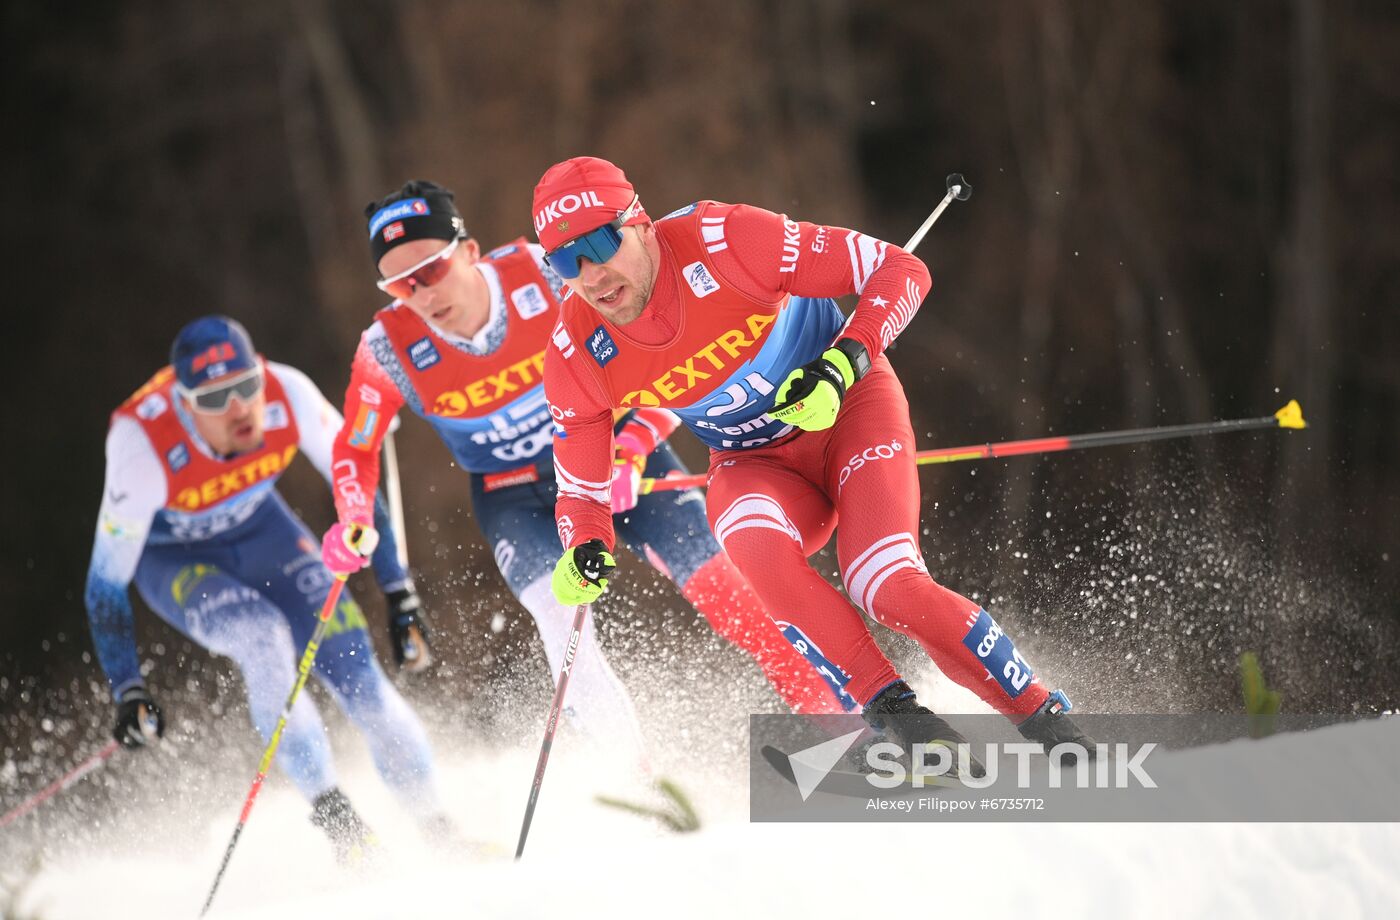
[862, 680, 985, 778]
[1017, 691, 1096, 763]
[310, 787, 378, 866]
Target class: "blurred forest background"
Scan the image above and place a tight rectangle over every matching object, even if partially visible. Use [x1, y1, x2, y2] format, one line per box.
[3, 0, 1399, 774]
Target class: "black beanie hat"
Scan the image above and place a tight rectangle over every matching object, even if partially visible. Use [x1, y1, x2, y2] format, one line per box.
[365, 180, 467, 269]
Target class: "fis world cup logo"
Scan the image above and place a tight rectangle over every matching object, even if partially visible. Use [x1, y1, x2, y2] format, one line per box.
[588, 325, 618, 367]
[408, 336, 440, 371]
[166, 443, 190, 473]
[534, 190, 606, 234]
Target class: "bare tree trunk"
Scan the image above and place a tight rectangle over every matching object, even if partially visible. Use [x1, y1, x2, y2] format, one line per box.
[279, 39, 336, 272]
[284, 0, 387, 341]
[1271, 0, 1333, 541]
[291, 0, 383, 202]
[999, 2, 1079, 537]
[1114, 277, 1158, 485]
[1078, 7, 1221, 483]
[552, 3, 603, 155]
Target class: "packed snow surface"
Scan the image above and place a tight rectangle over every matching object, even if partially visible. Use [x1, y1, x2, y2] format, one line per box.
[7, 713, 1399, 919]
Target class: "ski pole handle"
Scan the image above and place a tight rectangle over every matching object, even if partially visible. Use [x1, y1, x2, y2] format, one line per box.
[904, 172, 973, 253]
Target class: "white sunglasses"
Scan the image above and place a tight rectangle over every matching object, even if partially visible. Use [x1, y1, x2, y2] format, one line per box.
[376, 237, 462, 299]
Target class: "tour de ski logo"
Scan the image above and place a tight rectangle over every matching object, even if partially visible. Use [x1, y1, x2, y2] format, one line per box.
[684, 261, 721, 298]
[512, 283, 549, 320]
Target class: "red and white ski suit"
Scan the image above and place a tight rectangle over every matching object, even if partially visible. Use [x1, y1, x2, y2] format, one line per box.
[546, 202, 1051, 717]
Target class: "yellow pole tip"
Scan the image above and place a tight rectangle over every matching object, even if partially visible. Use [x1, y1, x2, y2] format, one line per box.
[1275, 399, 1307, 430]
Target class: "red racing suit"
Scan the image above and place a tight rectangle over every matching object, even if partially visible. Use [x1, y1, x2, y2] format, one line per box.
[546, 202, 1052, 718]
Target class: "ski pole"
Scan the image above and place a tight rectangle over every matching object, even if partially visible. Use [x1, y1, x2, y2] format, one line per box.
[514, 603, 589, 860]
[904, 172, 973, 252]
[0, 739, 120, 829]
[199, 572, 350, 917]
[639, 400, 1306, 494]
[383, 429, 409, 571]
[382, 429, 429, 669]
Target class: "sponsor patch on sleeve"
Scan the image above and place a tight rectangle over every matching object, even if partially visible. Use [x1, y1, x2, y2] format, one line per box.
[347, 404, 380, 451]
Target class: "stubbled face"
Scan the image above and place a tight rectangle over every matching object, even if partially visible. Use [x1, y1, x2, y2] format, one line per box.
[563, 224, 659, 326]
[377, 237, 485, 338]
[186, 376, 266, 457]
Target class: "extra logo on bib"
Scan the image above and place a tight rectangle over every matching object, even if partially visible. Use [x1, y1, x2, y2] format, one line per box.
[683, 261, 721, 298]
[588, 325, 618, 367]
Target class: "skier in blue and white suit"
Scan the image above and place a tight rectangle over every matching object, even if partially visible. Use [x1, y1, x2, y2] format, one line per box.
[84, 315, 450, 858]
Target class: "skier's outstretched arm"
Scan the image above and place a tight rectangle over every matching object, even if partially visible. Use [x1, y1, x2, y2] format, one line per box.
[83, 417, 167, 746]
[708, 203, 931, 431]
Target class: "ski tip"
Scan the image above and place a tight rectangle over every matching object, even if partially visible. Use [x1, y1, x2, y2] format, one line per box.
[1274, 399, 1306, 430]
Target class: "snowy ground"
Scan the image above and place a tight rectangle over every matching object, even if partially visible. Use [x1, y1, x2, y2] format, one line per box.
[7, 691, 1399, 919]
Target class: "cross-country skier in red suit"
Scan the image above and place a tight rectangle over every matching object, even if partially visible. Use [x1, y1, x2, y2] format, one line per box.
[321, 181, 846, 777]
[536, 157, 1093, 770]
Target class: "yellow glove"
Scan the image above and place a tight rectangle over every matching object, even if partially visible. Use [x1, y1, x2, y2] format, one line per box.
[770, 341, 867, 432]
[551, 539, 617, 605]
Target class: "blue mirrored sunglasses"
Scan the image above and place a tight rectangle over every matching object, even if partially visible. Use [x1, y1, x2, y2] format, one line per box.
[543, 196, 641, 279]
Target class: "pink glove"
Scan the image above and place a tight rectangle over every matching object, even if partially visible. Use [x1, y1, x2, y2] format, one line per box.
[321, 522, 379, 576]
[610, 434, 648, 515]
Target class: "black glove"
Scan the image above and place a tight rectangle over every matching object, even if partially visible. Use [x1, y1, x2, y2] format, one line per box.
[386, 585, 434, 672]
[113, 685, 165, 749]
